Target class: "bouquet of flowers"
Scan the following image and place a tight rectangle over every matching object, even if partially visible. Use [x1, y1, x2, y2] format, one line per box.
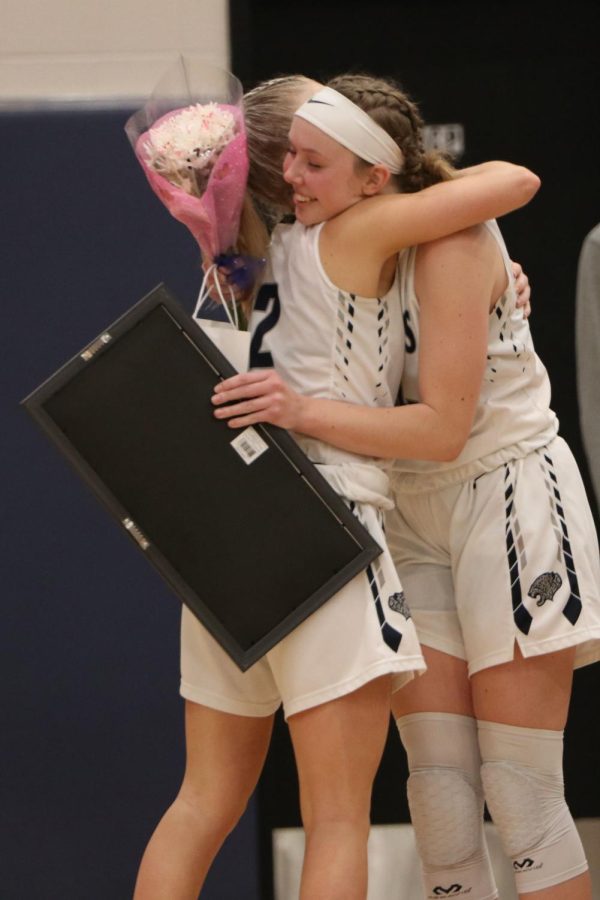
[125, 56, 261, 334]
[143, 101, 238, 198]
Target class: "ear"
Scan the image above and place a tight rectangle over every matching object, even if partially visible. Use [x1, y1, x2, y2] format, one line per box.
[361, 163, 391, 196]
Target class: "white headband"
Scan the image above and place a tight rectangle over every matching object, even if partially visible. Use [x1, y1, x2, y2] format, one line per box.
[294, 86, 404, 174]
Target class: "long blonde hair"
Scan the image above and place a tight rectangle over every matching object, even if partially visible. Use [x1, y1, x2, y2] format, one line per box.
[243, 75, 318, 218]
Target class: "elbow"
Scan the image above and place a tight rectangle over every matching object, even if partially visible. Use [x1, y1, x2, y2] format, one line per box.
[518, 167, 541, 205]
[434, 431, 469, 462]
[435, 445, 463, 463]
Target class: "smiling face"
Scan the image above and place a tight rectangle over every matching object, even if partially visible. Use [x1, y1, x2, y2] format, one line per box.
[283, 117, 371, 226]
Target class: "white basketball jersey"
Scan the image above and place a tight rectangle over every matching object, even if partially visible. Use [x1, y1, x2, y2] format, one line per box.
[393, 220, 559, 489]
[250, 220, 405, 466]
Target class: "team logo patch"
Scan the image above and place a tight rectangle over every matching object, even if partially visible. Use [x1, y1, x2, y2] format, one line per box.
[388, 592, 411, 619]
[528, 572, 562, 607]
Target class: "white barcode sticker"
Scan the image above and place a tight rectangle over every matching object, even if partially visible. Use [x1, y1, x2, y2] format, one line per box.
[230, 427, 269, 465]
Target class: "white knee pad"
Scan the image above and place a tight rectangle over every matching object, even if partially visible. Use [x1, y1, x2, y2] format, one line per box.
[478, 720, 589, 893]
[397, 713, 498, 900]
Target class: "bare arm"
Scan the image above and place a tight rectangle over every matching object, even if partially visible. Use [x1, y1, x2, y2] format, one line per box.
[213, 227, 499, 461]
[347, 162, 540, 260]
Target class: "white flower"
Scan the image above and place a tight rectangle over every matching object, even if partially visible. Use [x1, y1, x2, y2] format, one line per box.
[144, 103, 237, 196]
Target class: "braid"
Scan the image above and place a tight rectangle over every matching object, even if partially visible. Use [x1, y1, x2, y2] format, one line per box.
[326, 74, 454, 191]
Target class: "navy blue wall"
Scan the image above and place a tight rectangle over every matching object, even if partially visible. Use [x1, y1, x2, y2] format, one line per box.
[2, 109, 260, 899]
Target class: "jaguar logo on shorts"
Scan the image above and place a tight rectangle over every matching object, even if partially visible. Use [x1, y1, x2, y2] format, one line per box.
[388, 592, 411, 619]
[527, 571, 562, 607]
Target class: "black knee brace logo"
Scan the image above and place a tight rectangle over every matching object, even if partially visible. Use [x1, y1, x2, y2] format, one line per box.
[527, 571, 562, 607]
[432, 886, 462, 896]
[513, 857, 535, 870]
[388, 591, 411, 619]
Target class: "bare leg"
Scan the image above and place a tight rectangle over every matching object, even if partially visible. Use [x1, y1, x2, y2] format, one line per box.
[473, 645, 591, 900]
[392, 645, 473, 718]
[471, 643, 574, 731]
[133, 701, 273, 900]
[522, 874, 593, 900]
[287, 676, 392, 900]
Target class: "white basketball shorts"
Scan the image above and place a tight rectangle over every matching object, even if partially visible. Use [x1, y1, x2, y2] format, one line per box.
[181, 497, 425, 719]
[386, 438, 600, 676]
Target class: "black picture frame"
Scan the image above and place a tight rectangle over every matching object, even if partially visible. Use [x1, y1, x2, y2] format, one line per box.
[22, 284, 381, 671]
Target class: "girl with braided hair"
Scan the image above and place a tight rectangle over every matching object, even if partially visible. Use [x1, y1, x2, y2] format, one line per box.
[215, 73, 599, 900]
[134, 74, 541, 900]
[327, 75, 455, 194]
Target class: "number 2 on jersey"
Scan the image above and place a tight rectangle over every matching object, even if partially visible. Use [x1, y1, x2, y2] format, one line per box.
[250, 283, 281, 368]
